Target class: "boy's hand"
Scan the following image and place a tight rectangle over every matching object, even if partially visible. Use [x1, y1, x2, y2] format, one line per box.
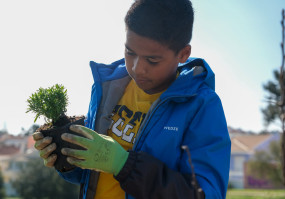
[61, 125, 129, 176]
[33, 132, 57, 167]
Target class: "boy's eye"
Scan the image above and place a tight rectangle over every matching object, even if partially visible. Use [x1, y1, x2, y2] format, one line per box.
[147, 58, 159, 65]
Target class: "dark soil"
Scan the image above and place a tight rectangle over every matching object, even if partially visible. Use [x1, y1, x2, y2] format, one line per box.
[37, 115, 86, 172]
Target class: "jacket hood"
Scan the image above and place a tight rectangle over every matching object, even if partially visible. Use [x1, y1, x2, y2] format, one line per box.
[89, 57, 215, 97]
[179, 57, 214, 90]
[90, 58, 127, 82]
[161, 57, 215, 99]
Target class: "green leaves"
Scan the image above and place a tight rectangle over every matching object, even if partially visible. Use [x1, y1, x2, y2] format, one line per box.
[26, 84, 69, 124]
[12, 158, 79, 199]
[262, 69, 285, 126]
[0, 168, 5, 198]
[248, 141, 283, 187]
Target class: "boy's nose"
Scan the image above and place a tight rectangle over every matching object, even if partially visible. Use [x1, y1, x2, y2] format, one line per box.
[132, 57, 146, 75]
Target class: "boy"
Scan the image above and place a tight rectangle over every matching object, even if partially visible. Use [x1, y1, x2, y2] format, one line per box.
[33, 0, 231, 198]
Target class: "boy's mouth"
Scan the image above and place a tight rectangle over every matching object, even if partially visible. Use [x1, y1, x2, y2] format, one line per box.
[135, 78, 150, 85]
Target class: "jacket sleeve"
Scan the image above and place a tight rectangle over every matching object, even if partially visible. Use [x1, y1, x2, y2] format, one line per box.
[115, 92, 231, 199]
[181, 93, 231, 199]
[115, 151, 204, 199]
[57, 167, 89, 185]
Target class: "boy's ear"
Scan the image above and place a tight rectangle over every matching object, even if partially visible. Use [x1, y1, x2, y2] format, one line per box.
[178, 45, 191, 63]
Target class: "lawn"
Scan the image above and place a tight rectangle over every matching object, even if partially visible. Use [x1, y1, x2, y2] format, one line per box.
[5, 198, 21, 199]
[227, 189, 285, 199]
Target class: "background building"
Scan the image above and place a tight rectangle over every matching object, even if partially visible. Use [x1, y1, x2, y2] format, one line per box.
[229, 129, 281, 188]
[0, 133, 37, 196]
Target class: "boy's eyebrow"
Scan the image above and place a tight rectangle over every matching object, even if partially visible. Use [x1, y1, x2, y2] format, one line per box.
[125, 44, 163, 59]
[125, 45, 134, 52]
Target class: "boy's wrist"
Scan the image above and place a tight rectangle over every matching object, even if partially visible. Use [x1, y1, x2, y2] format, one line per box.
[114, 151, 129, 176]
[114, 151, 137, 179]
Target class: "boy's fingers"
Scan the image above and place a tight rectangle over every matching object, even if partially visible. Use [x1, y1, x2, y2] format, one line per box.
[61, 148, 87, 160]
[40, 143, 56, 159]
[61, 133, 92, 149]
[34, 137, 53, 150]
[69, 125, 94, 140]
[33, 132, 44, 141]
[44, 154, 57, 168]
[66, 157, 86, 168]
[66, 157, 103, 172]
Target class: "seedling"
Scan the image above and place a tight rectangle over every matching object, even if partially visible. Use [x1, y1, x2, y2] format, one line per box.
[26, 84, 68, 125]
[26, 84, 85, 171]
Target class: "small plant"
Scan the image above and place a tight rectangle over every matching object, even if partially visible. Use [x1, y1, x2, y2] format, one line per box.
[26, 84, 84, 171]
[26, 84, 69, 125]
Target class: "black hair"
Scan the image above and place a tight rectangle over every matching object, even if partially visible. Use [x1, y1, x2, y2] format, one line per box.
[125, 0, 194, 53]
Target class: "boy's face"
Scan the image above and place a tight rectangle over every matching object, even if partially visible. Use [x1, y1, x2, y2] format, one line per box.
[125, 30, 190, 94]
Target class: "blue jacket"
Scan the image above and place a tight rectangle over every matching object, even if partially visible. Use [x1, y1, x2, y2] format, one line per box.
[59, 57, 231, 199]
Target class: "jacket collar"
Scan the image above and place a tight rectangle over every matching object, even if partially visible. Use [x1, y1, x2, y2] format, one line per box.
[89, 57, 215, 98]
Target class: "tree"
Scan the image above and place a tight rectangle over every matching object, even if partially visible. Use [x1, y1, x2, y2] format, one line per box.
[0, 129, 8, 136]
[23, 124, 40, 136]
[262, 70, 284, 126]
[262, 9, 285, 185]
[247, 141, 284, 187]
[12, 158, 79, 199]
[0, 168, 5, 199]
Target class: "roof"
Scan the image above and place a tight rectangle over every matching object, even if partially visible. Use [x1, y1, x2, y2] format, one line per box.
[231, 134, 271, 154]
[0, 145, 20, 155]
[27, 135, 35, 149]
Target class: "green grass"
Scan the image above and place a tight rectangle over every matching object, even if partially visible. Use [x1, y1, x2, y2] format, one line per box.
[227, 189, 285, 199]
[5, 197, 21, 199]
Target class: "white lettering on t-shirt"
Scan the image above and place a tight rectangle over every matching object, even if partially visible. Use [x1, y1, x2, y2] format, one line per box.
[122, 124, 135, 142]
[112, 118, 124, 136]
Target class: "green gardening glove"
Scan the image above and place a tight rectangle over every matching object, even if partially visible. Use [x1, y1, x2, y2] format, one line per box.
[61, 125, 129, 176]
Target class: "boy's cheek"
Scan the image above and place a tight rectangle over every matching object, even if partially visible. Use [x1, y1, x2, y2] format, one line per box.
[125, 65, 134, 78]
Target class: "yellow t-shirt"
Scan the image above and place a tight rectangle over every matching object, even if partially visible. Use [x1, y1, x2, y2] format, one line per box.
[94, 79, 163, 199]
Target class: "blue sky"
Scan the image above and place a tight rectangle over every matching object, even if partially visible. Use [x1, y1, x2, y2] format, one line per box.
[0, 0, 284, 134]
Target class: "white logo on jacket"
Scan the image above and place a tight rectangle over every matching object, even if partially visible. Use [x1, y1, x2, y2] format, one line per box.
[163, 126, 179, 132]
